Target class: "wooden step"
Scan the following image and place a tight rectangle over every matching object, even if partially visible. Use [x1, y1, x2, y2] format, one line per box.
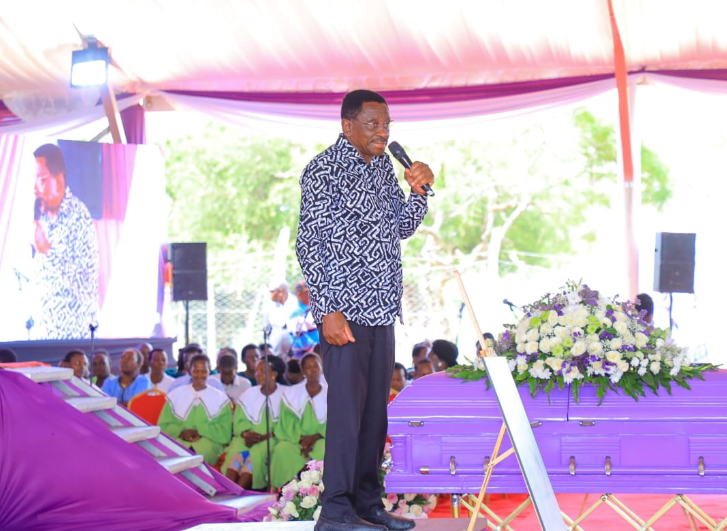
[63, 395, 117, 413]
[208, 493, 277, 516]
[109, 425, 160, 443]
[155, 455, 204, 474]
[9, 366, 73, 383]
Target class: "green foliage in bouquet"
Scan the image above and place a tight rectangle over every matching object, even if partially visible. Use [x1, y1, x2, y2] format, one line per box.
[448, 282, 719, 404]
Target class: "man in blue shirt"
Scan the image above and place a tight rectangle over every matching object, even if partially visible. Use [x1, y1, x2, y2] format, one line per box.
[102, 348, 151, 406]
[297, 90, 433, 531]
[289, 280, 320, 358]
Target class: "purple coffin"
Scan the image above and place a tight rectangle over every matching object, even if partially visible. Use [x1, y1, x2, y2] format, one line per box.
[386, 370, 727, 495]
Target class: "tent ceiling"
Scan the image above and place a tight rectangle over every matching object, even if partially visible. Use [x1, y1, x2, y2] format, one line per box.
[1, 0, 727, 100]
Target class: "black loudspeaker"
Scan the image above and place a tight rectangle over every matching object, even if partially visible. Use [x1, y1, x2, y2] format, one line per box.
[171, 243, 208, 301]
[171, 242, 207, 270]
[654, 233, 695, 293]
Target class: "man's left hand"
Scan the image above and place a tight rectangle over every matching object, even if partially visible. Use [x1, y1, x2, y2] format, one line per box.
[404, 161, 434, 196]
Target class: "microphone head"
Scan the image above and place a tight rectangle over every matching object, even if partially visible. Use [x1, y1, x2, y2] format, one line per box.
[388, 141, 404, 157]
[387, 141, 412, 168]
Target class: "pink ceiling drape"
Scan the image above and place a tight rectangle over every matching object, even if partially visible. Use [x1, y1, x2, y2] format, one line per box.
[0, 70, 725, 137]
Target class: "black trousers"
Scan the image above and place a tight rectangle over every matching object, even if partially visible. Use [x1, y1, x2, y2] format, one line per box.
[318, 322, 395, 521]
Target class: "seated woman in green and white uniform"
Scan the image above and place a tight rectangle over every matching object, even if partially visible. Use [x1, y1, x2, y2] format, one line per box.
[222, 355, 287, 490]
[158, 354, 232, 466]
[271, 353, 327, 488]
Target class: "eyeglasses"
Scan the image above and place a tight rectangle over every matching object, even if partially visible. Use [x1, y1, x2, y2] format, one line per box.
[354, 119, 394, 132]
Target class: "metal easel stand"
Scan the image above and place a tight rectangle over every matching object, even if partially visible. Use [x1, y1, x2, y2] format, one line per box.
[460, 489, 727, 531]
[457, 420, 579, 531]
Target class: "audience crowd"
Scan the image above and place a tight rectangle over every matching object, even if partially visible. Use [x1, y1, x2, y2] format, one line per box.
[2, 279, 464, 493]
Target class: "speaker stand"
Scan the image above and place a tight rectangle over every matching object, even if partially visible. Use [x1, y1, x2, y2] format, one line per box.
[184, 300, 190, 346]
[668, 292, 674, 331]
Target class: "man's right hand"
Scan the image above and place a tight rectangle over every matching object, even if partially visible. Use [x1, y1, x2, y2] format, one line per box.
[322, 311, 355, 346]
[34, 222, 50, 255]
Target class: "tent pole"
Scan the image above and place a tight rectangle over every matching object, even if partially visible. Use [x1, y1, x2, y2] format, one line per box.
[607, 0, 638, 299]
[100, 83, 127, 144]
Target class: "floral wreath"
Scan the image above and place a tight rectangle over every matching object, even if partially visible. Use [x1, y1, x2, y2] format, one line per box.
[448, 281, 719, 403]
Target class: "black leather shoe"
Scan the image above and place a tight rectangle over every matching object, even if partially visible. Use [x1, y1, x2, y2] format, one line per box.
[359, 509, 416, 530]
[315, 514, 388, 531]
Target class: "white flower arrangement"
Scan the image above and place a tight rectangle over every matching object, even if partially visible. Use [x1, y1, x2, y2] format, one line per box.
[266, 443, 437, 522]
[450, 281, 719, 403]
[265, 460, 324, 522]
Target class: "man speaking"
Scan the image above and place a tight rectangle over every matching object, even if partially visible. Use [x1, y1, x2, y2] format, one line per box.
[296, 90, 433, 531]
[33, 143, 99, 339]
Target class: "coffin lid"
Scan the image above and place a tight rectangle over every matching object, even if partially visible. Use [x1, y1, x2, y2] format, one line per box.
[388, 370, 727, 423]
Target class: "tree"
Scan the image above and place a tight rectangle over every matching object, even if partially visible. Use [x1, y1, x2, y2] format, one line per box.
[164, 111, 672, 343]
[164, 123, 320, 282]
[398, 108, 672, 335]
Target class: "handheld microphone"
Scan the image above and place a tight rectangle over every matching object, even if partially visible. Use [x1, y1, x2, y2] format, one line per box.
[388, 141, 435, 197]
[503, 299, 518, 310]
[32, 198, 42, 258]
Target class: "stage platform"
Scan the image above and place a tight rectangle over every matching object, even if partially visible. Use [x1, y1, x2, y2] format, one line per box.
[1, 336, 177, 365]
[185, 519, 466, 531]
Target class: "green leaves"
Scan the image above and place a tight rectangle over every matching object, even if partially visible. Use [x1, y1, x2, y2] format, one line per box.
[447, 365, 488, 383]
[165, 124, 315, 271]
[448, 361, 720, 404]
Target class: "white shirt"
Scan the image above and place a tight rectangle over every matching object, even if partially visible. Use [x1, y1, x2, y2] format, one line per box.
[151, 373, 174, 394]
[210, 373, 252, 403]
[166, 384, 230, 421]
[167, 373, 226, 394]
[237, 385, 284, 424]
[264, 296, 299, 355]
[281, 380, 328, 423]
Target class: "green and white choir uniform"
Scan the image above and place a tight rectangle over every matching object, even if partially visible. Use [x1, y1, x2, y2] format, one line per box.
[222, 385, 284, 490]
[158, 384, 232, 466]
[271, 381, 327, 488]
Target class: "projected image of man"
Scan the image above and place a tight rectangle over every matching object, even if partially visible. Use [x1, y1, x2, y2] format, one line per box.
[33, 143, 99, 339]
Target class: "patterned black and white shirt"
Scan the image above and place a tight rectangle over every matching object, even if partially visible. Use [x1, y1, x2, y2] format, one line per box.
[35, 188, 99, 339]
[296, 134, 428, 326]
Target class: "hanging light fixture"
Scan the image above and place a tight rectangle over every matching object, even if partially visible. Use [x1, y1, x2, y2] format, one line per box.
[70, 39, 109, 88]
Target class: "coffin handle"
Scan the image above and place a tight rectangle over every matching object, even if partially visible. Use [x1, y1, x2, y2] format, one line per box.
[569, 456, 576, 476]
[698, 456, 705, 477]
[450, 456, 457, 476]
[605, 456, 611, 476]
